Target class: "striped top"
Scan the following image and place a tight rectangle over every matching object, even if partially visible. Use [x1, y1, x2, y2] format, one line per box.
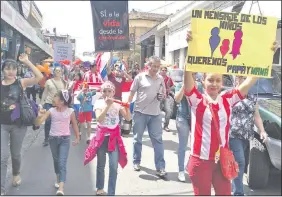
[185, 86, 244, 160]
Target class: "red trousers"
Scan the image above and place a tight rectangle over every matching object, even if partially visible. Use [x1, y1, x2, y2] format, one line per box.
[187, 156, 231, 196]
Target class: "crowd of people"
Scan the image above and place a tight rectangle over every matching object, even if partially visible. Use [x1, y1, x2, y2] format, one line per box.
[0, 30, 278, 196]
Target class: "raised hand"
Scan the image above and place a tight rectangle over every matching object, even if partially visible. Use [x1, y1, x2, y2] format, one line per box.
[19, 53, 29, 63]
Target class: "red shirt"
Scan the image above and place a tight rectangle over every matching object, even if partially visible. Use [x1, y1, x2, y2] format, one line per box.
[164, 76, 174, 95]
[184, 86, 244, 160]
[73, 80, 83, 93]
[108, 72, 126, 99]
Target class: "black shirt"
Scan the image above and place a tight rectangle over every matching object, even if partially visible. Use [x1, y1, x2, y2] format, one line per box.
[0, 79, 21, 125]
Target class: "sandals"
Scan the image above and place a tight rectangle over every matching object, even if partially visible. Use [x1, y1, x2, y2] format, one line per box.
[56, 190, 64, 196]
[12, 176, 21, 187]
[96, 190, 107, 196]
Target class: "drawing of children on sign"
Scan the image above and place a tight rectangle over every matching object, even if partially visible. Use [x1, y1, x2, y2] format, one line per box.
[209, 27, 221, 57]
[220, 39, 230, 58]
[230, 29, 243, 59]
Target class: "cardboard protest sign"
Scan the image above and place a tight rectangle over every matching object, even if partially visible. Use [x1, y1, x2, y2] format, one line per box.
[90, 1, 129, 52]
[186, 9, 278, 78]
[53, 42, 73, 62]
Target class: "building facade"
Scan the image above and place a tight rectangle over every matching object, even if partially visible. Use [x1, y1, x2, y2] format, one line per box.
[120, 10, 168, 68]
[140, 1, 248, 68]
[1, 1, 53, 64]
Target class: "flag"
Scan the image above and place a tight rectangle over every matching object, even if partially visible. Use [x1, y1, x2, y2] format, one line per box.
[96, 52, 111, 81]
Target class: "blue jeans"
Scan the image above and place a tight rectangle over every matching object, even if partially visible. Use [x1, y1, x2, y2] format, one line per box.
[43, 103, 53, 141]
[176, 116, 190, 172]
[132, 111, 165, 170]
[49, 136, 70, 183]
[96, 137, 119, 196]
[229, 138, 249, 196]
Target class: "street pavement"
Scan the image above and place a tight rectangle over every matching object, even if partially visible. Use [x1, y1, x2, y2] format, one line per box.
[5, 115, 281, 195]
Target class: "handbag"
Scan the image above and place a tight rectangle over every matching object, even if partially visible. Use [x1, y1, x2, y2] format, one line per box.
[206, 99, 239, 181]
[18, 80, 37, 126]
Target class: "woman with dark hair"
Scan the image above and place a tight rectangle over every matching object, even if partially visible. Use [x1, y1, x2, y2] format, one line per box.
[229, 76, 267, 196]
[40, 66, 68, 146]
[0, 54, 43, 195]
[184, 31, 278, 195]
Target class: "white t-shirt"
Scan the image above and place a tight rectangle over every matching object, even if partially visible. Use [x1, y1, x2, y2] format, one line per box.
[94, 99, 122, 129]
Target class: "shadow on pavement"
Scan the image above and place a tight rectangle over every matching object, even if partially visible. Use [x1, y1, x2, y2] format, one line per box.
[138, 166, 191, 183]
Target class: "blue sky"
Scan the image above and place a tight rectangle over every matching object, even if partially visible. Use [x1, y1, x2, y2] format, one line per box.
[36, 1, 281, 57]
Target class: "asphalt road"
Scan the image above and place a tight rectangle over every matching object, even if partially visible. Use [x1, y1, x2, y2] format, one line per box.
[5, 117, 281, 195]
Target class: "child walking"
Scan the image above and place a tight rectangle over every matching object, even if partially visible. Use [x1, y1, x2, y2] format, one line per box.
[35, 90, 80, 196]
[84, 81, 131, 195]
[77, 83, 96, 144]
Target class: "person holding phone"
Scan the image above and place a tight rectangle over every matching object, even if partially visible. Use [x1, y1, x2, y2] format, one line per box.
[127, 56, 167, 177]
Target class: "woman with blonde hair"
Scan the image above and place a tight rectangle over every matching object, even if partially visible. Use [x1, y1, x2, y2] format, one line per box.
[40, 66, 68, 146]
[184, 31, 278, 195]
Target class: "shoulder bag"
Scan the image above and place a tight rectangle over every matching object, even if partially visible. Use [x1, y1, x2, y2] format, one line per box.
[207, 99, 239, 181]
[18, 80, 37, 126]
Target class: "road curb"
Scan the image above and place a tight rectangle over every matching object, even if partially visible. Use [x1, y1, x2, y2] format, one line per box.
[4, 125, 43, 191]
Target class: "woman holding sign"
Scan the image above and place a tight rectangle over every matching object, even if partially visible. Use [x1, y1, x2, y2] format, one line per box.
[184, 31, 278, 196]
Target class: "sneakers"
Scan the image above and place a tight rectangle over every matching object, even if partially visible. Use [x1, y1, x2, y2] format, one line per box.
[178, 171, 186, 182]
[55, 182, 59, 189]
[133, 164, 141, 171]
[156, 169, 167, 177]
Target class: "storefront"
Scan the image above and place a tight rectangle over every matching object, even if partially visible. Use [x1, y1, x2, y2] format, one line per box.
[1, 0, 53, 62]
[1, 19, 23, 61]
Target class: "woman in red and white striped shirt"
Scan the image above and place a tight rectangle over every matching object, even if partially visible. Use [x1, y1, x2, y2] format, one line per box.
[184, 31, 278, 196]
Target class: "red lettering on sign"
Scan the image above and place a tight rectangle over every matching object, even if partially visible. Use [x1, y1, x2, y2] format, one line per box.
[103, 20, 121, 27]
